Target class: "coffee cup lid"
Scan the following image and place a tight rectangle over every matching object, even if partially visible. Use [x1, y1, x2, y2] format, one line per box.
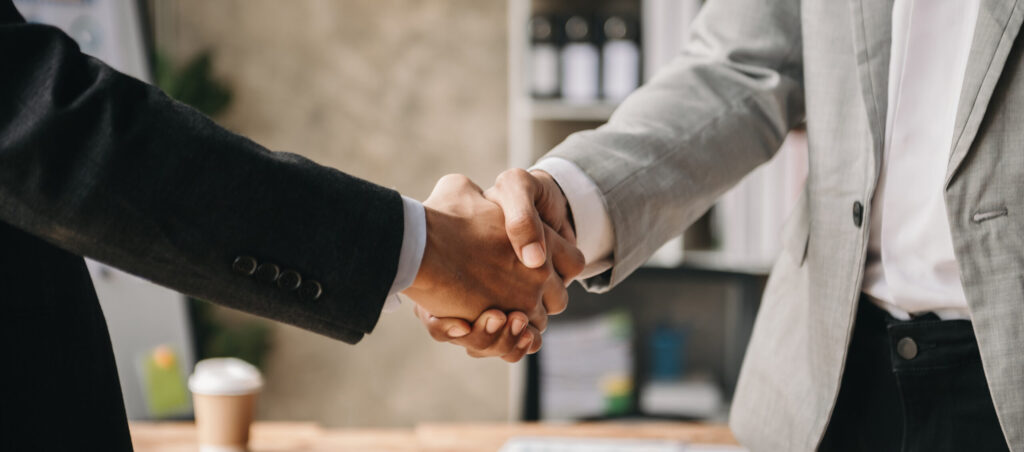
[188, 358, 263, 395]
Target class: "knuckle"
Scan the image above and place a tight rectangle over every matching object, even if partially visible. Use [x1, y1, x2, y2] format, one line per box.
[549, 291, 569, 315]
[438, 173, 471, 188]
[429, 329, 448, 342]
[530, 340, 543, 353]
[509, 311, 530, 325]
[497, 168, 530, 186]
[545, 303, 563, 317]
[509, 167, 531, 182]
[507, 213, 538, 236]
[569, 250, 586, 277]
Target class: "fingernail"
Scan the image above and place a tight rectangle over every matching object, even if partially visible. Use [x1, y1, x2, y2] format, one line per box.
[447, 326, 469, 338]
[517, 334, 532, 349]
[511, 318, 527, 335]
[485, 317, 503, 334]
[522, 243, 545, 268]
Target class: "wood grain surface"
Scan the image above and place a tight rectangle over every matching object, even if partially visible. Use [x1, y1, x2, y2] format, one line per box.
[131, 421, 738, 451]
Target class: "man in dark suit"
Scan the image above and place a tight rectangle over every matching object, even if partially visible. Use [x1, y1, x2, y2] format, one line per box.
[0, 3, 583, 450]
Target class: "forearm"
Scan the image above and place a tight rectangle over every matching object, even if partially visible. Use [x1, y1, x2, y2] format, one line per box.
[541, 0, 805, 289]
[0, 22, 403, 342]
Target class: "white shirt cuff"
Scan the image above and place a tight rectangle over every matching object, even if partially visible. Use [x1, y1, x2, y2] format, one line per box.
[531, 157, 614, 279]
[384, 195, 426, 313]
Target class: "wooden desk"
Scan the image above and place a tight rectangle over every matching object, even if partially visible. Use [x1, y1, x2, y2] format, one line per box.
[130, 421, 738, 451]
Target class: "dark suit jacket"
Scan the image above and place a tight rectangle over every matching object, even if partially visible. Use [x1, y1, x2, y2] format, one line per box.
[0, 3, 404, 450]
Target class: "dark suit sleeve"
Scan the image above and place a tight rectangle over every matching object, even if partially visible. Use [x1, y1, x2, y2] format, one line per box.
[0, 12, 403, 343]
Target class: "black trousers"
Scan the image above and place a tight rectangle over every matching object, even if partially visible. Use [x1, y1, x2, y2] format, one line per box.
[819, 296, 1009, 452]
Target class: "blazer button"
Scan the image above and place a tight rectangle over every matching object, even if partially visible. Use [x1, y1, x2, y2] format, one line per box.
[852, 201, 864, 227]
[254, 263, 280, 282]
[277, 270, 302, 291]
[299, 280, 323, 301]
[232, 256, 258, 276]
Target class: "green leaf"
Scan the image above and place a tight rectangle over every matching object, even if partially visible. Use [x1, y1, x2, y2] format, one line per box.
[154, 49, 233, 117]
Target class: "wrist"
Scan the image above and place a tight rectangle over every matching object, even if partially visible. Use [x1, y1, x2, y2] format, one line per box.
[406, 206, 442, 294]
[530, 169, 576, 236]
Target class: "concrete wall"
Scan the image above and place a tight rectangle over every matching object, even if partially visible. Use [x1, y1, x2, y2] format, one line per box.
[153, 0, 514, 427]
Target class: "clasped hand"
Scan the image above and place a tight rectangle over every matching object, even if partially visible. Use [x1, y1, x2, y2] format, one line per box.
[401, 170, 581, 362]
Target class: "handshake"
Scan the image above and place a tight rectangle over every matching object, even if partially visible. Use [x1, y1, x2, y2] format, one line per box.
[401, 168, 585, 363]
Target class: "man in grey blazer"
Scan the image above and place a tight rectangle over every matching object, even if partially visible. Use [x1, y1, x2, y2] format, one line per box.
[422, 0, 1024, 450]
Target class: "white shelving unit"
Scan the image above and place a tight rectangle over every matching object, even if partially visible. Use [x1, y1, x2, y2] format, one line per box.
[508, 0, 703, 164]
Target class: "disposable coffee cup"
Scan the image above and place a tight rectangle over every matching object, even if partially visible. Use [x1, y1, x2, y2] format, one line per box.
[188, 358, 263, 452]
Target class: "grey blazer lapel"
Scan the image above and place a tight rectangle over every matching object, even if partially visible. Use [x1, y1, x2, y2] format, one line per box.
[946, 0, 1024, 186]
[848, 0, 894, 167]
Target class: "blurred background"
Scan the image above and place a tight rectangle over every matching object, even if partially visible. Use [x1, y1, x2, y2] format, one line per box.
[13, 0, 806, 429]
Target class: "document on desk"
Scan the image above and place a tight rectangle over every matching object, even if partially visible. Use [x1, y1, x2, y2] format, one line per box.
[500, 437, 748, 452]
[540, 311, 634, 419]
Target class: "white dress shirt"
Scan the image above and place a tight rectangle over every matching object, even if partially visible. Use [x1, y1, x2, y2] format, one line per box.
[862, 0, 979, 320]
[534, 0, 981, 320]
[384, 195, 426, 312]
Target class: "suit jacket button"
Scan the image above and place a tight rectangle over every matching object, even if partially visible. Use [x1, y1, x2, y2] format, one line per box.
[299, 280, 323, 301]
[254, 263, 280, 282]
[232, 256, 258, 276]
[277, 270, 302, 291]
[852, 201, 864, 227]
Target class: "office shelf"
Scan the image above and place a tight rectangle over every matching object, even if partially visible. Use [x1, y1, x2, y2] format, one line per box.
[528, 99, 619, 121]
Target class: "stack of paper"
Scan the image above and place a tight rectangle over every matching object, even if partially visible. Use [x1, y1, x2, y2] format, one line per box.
[640, 377, 724, 419]
[541, 311, 634, 420]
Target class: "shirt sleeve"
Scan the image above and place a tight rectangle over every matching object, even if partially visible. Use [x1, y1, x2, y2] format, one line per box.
[383, 195, 427, 313]
[531, 157, 614, 280]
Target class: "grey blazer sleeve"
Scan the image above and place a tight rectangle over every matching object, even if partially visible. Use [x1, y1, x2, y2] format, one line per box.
[0, 17, 403, 344]
[543, 0, 806, 291]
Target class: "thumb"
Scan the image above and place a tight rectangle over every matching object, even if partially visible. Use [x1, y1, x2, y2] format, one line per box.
[486, 169, 547, 268]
